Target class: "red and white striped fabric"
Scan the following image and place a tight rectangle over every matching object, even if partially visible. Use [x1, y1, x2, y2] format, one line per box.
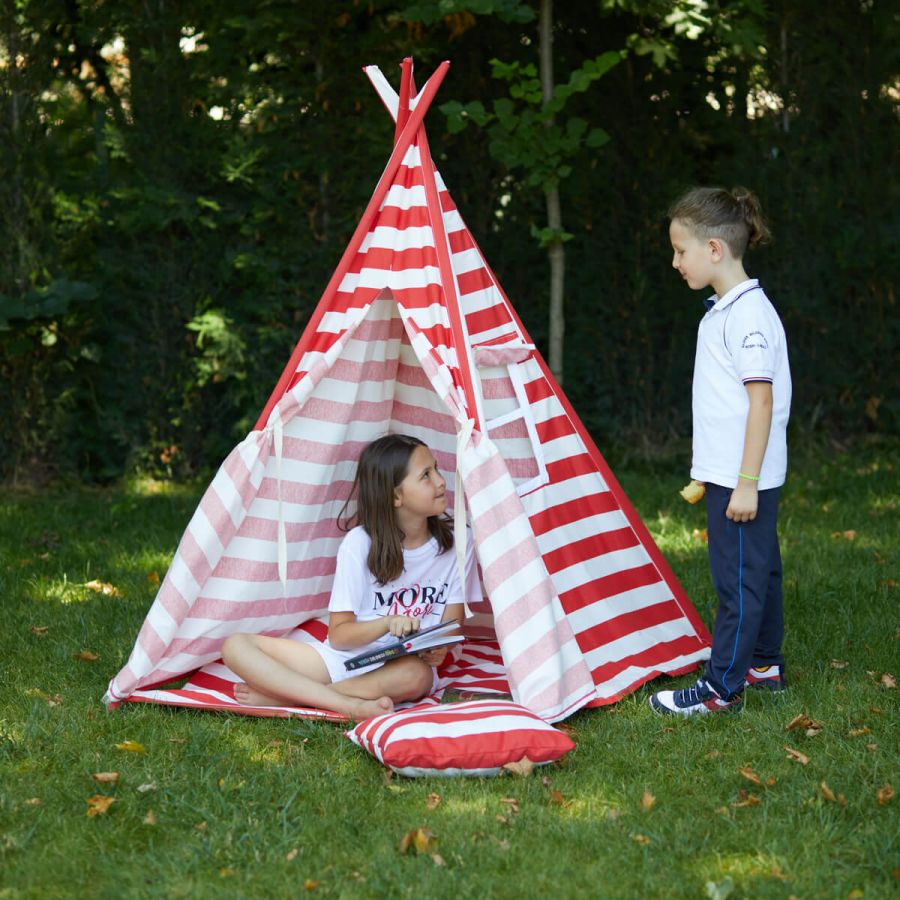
[346, 699, 575, 777]
[122, 620, 507, 720]
[105, 59, 709, 723]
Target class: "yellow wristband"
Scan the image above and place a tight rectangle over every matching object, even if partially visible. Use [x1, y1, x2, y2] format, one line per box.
[738, 472, 760, 481]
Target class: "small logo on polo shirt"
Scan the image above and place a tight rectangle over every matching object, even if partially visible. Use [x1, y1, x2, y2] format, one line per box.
[742, 330, 768, 350]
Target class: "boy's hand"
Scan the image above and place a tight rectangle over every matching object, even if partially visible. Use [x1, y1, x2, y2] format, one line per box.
[387, 616, 420, 638]
[726, 482, 759, 522]
[418, 645, 450, 668]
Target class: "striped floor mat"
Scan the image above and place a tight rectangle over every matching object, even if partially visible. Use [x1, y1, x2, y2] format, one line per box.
[125, 620, 510, 722]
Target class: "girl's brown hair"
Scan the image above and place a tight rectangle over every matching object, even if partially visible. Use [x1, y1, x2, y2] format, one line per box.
[669, 186, 771, 258]
[338, 434, 453, 585]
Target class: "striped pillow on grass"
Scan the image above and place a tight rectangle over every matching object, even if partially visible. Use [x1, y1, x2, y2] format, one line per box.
[345, 699, 575, 777]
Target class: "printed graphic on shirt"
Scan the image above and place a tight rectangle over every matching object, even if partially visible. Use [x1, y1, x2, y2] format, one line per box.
[741, 330, 769, 351]
[373, 581, 450, 618]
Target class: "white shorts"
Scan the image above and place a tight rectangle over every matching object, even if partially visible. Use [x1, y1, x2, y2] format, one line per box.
[309, 642, 439, 691]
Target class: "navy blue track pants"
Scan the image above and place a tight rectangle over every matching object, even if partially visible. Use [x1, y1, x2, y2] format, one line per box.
[703, 483, 784, 700]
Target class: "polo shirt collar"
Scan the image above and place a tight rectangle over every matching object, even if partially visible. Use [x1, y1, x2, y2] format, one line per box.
[704, 278, 760, 312]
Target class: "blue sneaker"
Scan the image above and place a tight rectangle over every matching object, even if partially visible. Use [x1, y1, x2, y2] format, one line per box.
[649, 678, 743, 716]
[744, 665, 787, 691]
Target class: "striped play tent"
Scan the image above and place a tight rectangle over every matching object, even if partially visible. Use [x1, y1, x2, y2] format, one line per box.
[105, 59, 710, 723]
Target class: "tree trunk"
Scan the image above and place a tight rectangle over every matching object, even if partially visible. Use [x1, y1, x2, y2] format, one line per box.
[540, 0, 565, 385]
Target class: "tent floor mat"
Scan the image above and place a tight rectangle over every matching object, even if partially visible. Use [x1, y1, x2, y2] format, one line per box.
[124, 629, 510, 722]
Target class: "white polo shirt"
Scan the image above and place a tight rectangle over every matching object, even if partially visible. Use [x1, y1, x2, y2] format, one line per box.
[691, 279, 791, 490]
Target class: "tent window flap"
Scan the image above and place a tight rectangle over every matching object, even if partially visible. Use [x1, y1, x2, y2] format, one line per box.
[479, 361, 548, 497]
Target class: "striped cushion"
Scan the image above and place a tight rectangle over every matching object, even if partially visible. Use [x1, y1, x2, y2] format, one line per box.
[345, 699, 574, 777]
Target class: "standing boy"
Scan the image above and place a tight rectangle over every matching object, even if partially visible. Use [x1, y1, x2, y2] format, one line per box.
[650, 187, 792, 716]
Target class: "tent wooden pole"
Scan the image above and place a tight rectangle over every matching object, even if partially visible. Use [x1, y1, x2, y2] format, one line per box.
[393, 57, 413, 144]
[416, 123, 482, 432]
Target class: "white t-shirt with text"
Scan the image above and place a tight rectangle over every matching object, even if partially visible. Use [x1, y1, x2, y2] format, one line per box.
[325, 525, 480, 660]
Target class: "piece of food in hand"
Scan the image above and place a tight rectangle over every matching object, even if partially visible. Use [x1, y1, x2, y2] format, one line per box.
[679, 479, 706, 504]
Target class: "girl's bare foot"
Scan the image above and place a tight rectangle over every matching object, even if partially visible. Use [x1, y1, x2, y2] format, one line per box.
[351, 696, 394, 720]
[233, 682, 292, 708]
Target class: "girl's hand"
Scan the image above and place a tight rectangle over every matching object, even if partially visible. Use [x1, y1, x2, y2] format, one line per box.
[726, 482, 758, 523]
[387, 616, 420, 638]
[419, 645, 450, 668]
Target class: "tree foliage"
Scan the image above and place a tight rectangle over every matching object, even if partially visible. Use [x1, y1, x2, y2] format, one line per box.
[0, 0, 896, 482]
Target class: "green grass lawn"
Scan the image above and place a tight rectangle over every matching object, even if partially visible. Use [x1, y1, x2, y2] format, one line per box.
[1, 438, 897, 899]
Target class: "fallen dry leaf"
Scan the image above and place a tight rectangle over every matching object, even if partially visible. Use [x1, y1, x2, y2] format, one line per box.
[24, 798, 41, 807]
[86, 795, 116, 817]
[30, 626, 49, 636]
[705, 749, 723, 759]
[631, 833, 651, 845]
[72, 650, 100, 662]
[147, 571, 160, 586]
[303, 880, 319, 891]
[876, 784, 894, 806]
[115, 740, 146, 754]
[399, 828, 436, 855]
[136, 782, 157, 793]
[548, 789, 568, 807]
[848, 726, 871, 737]
[785, 712, 813, 731]
[500, 797, 520, 815]
[92, 772, 119, 784]
[143, 809, 156, 826]
[881, 673, 896, 689]
[430, 853, 446, 866]
[819, 782, 847, 806]
[731, 789, 761, 808]
[866, 742, 879, 752]
[24, 688, 63, 706]
[784, 746, 810, 765]
[194, 821, 208, 832]
[426, 793, 441, 811]
[83, 579, 122, 597]
[785, 713, 823, 737]
[692, 528, 708, 543]
[739, 765, 763, 785]
[502, 757, 535, 777]
[219, 869, 235, 878]
[830, 530, 857, 541]
[769, 864, 790, 882]
[640, 790, 656, 811]
[285, 848, 299, 862]
[830, 659, 849, 669]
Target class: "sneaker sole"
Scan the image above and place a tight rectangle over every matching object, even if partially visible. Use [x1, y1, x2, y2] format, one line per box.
[649, 695, 743, 716]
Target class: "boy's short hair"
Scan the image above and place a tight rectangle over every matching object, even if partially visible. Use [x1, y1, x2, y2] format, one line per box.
[669, 186, 771, 258]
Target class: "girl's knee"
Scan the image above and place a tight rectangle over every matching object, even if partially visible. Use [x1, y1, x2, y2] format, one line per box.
[400, 656, 434, 698]
[221, 632, 252, 665]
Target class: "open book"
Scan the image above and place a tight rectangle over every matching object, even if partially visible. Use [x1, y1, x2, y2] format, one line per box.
[344, 621, 464, 671]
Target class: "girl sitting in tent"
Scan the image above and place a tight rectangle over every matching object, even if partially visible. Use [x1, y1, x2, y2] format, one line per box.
[222, 434, 478, 720]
